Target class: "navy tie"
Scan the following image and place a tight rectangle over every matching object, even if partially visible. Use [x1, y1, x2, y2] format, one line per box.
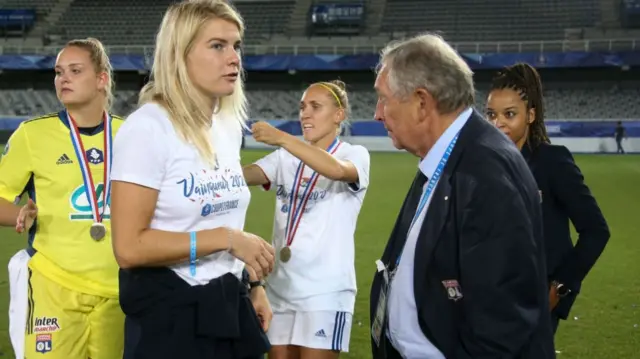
[416, 172, 428, 192]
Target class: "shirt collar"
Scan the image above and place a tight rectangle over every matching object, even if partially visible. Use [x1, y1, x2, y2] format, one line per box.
[418, 107, 473, 178]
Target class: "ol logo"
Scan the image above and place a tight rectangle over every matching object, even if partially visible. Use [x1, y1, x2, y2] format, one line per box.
[69, 183, 111, 221]
[442, 279, 463, 301]
[86, 147, 104, 165]
[35, 334, 52, 353]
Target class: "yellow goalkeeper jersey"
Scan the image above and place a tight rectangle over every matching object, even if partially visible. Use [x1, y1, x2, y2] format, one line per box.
[0, 111, 124, 298]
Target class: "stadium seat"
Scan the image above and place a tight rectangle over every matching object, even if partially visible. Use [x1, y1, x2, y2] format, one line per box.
[1, 84, 638, 121]
[380, 0, 599, 42]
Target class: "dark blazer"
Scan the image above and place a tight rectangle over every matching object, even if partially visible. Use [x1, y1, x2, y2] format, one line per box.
[370, 112, 555, 359]
[522, 142, 609, 319]
[120, 267, 269, 359]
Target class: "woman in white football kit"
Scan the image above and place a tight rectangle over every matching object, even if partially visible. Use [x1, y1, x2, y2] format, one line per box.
[243, 80, 371, 359]
[108, 1, 275, 358]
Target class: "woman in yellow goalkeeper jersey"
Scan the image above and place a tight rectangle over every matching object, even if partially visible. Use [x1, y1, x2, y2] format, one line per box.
[0, 37, 125, 359]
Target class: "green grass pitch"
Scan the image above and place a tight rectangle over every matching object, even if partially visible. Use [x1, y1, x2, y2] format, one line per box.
[0, 150, 637, 358]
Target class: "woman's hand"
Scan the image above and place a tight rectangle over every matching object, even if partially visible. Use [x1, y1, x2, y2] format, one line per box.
[16, 199, 37, 234]
[250, 286, 272, 332]
[228, 230, 275, 280]
[252, 121, 288, 147]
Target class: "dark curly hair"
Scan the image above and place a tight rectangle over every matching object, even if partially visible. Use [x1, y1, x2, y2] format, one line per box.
[489, 63, 550, 149]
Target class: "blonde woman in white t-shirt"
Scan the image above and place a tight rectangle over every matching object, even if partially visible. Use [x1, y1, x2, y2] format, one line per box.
[243, 80, 371, 359]
[109, 1, 275, 358]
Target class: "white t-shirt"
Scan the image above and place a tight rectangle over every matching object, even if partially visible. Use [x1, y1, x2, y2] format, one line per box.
[110, 103, 249, 286]
[254, 141, 370, 313]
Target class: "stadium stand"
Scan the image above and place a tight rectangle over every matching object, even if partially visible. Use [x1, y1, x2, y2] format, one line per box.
[54, 0, 175, 46]
[2, 0, 57, 20]
[0, 88, 137, 118]
[54, 0, 296, 45]
[1, 83, 639, 121]
[0, 0, 638, 123]
[2, 0, 613, 48]
[379, 0, 600, 41]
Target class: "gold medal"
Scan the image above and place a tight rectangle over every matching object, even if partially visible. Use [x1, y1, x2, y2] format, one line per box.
[90, 223, 106, 241]
[280, 246, 292, 263]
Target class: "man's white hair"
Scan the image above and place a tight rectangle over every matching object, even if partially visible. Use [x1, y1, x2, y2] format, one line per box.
[377, 33, 475, 114]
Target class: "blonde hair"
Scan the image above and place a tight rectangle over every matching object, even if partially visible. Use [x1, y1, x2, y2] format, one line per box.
[139, 0, 247, 165]
[309, 80, 350, 132]
[65, 37, 115, 111]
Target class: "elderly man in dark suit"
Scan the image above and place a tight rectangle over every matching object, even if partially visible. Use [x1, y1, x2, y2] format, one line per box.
[369, 33, 556, 359]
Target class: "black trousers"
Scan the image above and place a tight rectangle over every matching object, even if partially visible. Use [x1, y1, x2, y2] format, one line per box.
[123, 316, 139, 359]
[123, 313, 265, 359]
[616, 138, 625, 153]
[551, 312, 561, 335]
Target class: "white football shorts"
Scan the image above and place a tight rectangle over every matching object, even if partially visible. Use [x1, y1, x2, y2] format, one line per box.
[266, 310, 352, 352]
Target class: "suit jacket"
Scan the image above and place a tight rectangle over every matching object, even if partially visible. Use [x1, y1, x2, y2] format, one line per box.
[370, 112, 555, 359]
[522, 142, 610, 319]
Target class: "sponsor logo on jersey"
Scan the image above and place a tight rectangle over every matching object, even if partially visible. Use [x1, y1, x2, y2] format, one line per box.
[34, 316, 61, 333]
[200, 199, 240, 217]
[69, 183, 110, 221]
[35, 334, 52, 353]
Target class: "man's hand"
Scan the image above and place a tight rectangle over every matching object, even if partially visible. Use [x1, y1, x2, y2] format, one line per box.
[250, 286, 272, 332]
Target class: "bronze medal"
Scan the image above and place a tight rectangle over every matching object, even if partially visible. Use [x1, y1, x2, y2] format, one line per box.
[90, 223, 106, 241]
[280, 246, 292, 263]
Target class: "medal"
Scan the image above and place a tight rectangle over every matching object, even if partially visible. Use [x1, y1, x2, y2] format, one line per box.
[66, 110, 113, 241]
[282, 138, 341, 255]
[90, 223, 106, 241]
[280, 246, 292, 263]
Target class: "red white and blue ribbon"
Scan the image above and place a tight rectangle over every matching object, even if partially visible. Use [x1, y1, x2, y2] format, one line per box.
[284, 138, 341, 247]
[67, 111, 112, 224]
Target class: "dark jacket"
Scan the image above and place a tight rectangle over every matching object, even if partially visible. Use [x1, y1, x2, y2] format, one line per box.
[522, 142, 610, 319]
[370, 112, 555, 359]
[120, 267, 270, 359]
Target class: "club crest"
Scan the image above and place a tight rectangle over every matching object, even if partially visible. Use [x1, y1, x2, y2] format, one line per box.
[442, 279, 463, 301]
[35, 334, 52, 353]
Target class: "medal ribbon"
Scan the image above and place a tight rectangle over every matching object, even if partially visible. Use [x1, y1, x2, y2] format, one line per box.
[284, 138, 341, 247]
[67, 111, 112, 224]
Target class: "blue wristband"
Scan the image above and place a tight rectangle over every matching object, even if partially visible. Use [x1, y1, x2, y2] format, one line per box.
[190, 231, 197, 277]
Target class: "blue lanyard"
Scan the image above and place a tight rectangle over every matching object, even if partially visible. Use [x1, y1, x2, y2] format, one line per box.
[395, 132, 460, 267]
